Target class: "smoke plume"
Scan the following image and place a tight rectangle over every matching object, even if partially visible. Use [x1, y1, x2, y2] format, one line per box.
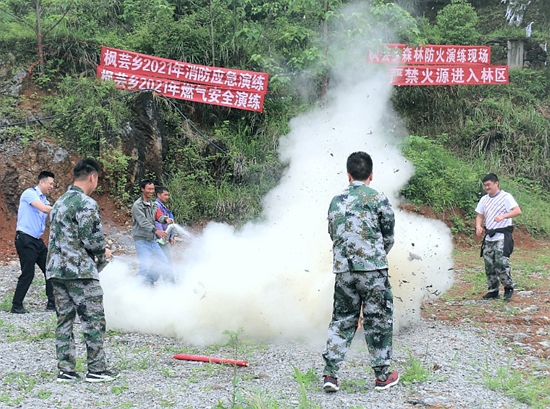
[101, 3, 454, 346]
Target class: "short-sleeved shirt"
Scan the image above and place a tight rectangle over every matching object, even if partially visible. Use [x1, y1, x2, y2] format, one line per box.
[328, 181, 395, 273]
[16, 186, 49, 239]
[475, 189, 518, 242]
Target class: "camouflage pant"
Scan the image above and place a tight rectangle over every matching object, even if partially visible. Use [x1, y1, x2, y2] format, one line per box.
[483, 240, 514, 292]
[322, 269, 393, 378]
[50, 279, 107, 373]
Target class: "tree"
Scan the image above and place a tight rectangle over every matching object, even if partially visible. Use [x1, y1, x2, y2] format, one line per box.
[0, 0, 77, 75]
[435, 0, 479, 45]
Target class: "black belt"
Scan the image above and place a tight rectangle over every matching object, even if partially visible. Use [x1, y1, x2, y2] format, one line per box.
[16, 231, 40, 240]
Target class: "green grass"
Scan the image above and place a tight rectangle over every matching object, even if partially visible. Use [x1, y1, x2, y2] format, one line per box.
[4, 316, 56, 342]
[291, 366, 321, 409]
[400, 350, 430, 384]
[401, 135, 550, 238]
[483, 365, 550, 409]
[0, 293, 12, 312]
[339, 378, 368, 393]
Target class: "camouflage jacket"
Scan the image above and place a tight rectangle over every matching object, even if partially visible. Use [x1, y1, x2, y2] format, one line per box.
[46, 186, 106, 280]
[328, 181, 395, 273]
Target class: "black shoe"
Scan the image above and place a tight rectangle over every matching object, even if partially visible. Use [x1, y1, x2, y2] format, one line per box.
[482, 291, 499, 299]
[57, 371, 81, 383]
[46, 303, 56, 311]
[10, 306, 29, 314]
[85, 370, 118, 383]
[504, 287, 514, 301]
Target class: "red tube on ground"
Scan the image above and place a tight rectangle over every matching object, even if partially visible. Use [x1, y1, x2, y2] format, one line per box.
[173, 354, 249, 367]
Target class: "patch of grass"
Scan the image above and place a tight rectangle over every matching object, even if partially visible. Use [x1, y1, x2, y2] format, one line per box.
[401, 350, 430, 384]
[114, 404, 135, 409]
[339, 378, 368, 393]
[3, 372, 39, 395]
[160, 367, 177, 378]
[292, 365, 321, 409]
[75, 358, 87, 373]
[483, 365, 550, 409]
[36, 389, 52, 399]
[291, 366, 317, 390]
[239, 389, 282, 408]
[6, 316, 56, 342]
[111, 384, 129, 395]
[0, 292, 12, 312]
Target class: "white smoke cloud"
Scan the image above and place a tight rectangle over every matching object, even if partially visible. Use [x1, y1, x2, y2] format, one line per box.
[101, 3, 454, 346]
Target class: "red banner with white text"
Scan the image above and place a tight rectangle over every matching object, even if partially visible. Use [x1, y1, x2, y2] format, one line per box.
[98, 46, 269, 112]
[369, 44, 491, 66]
[390, 65, 509, 86]
[97, 66, 266, 112]
[100, 46, 269, 92]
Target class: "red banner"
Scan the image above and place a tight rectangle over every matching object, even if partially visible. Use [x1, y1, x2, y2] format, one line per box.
[390, 65, 509, 86]
[97, 66, 266, 112]
[369, 44, 491, 66]
[100, 46, 269, 93]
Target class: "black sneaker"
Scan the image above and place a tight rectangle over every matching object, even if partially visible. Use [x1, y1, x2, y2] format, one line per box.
[374, 370, 400, 390]
[504, 287, 514, 301]
[322, 375, 339, 392]
[482, 291, 500, 299]
[46, 303, 56, 311]
[57, 371, 80, 383]
[85, 370, 118, 383]
[10, 306, 29, 314]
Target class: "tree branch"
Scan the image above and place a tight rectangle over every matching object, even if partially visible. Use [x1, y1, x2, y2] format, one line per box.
[42, 3, 73, 36]
[0, 7, 35, 30]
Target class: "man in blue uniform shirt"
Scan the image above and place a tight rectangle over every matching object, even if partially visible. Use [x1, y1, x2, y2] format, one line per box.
[11, 171, 56, 313]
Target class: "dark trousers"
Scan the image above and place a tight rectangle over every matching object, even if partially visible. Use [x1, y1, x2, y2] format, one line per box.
[12, 231, 55, 308]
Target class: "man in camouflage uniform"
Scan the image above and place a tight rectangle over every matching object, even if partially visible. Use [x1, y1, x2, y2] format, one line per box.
[322, 151, 399, 392]
[46, 158, 117, 383]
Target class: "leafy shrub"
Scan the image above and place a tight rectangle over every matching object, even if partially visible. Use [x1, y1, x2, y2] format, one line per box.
[43, 76, 130, 157]
[400, 135, 482, 216]
[433, 0, 480, 45]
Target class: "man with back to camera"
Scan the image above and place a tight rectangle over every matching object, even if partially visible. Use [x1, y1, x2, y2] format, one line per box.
[11, 171, 56, 313]
[475, 173, 522, 301]
[155, 186, 175, 283]
[46, 158, 117, 383]
[322, 151, 399, 392]
[132, 179, 173, 285]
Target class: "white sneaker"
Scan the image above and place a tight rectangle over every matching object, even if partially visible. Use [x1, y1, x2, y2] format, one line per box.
[85, 370, 118, 383]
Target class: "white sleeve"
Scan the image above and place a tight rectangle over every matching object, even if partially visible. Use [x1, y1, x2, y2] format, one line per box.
[504, 194, 518, 211]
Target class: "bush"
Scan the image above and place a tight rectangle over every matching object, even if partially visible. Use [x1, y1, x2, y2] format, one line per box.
[433, 0, 480, 45]
[400, 135, 482, 217]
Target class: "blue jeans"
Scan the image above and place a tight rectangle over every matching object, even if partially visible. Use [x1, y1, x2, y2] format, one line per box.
[134, 240, 170, 285]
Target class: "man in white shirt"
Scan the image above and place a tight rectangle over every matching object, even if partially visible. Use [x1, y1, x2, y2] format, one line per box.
[475, 173, 522, 301]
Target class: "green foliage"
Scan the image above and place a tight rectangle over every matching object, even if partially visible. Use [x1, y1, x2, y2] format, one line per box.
[44, 76, 129, 156]
[291, 365, 320, 409]
[433, 0, 480, 45]
[393, 68, 550, 194]
[400, 135, 550, 237]
[99, 148, 132, 203]
[497, 177, 550, 237]
[484, 364, 550, 409]
[401, 350, 430, 384]
[163, 112, 286, 224]
[400, 135, 482, 216]
[0, 292, 11, 312]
